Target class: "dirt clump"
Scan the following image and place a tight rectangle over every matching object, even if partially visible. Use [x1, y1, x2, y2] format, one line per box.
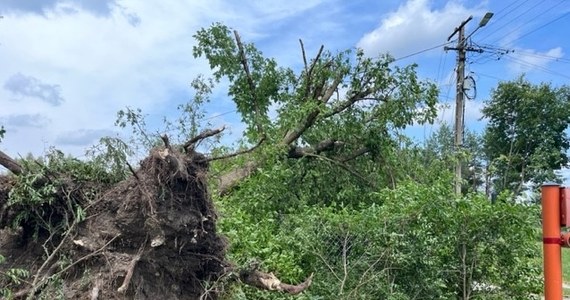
[0, 146, 228, 299]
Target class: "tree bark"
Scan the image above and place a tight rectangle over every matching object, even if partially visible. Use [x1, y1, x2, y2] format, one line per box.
[240, 269, 313, 295]
[0, 150, 22, 175]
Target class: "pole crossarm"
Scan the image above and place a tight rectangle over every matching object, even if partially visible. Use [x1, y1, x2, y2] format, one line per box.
[447, 16, 473, 41]
[444, 46, 484, 53]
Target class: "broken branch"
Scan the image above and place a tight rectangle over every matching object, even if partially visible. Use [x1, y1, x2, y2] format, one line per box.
[205, 136, 265, 163]
[184, 126, 226, 150]
[126, 161, 139, 181]
[234, 30, 265, 134]
[340, 147, 370, 163]
[305, 153, 376, 188]
[0, 150, 22, 175]
[299, 39, 308, 74]
[288, 139, 344, 159]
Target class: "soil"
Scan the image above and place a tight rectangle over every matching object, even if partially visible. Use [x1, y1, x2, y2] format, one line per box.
[0, 146, 229, 299]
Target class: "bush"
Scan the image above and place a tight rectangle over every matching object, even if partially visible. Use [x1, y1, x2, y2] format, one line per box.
[217, 180, 542, 299]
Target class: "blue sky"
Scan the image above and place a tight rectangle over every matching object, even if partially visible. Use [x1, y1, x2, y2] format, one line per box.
[0, 0, 569, 161]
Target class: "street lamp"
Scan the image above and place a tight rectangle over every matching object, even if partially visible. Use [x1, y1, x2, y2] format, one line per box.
[479, 12, 494, 27]
[466, 12, 494, 40]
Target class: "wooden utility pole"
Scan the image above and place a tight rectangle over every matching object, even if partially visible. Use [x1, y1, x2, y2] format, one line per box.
[445, 13, 493, 196]
[446, 16, 472, 196]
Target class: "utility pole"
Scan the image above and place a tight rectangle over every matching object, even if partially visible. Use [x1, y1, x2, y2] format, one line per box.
[445, 13, 493, 196]
[446, 16, 471, 196]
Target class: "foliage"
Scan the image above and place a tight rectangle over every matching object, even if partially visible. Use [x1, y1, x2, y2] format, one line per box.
[482, 76, 570, 195]
[193, 23, 438, 164]
[0, 254, 30, 298]
[424, 123, 486, 193]
[193, 23, 541, 299]
[0, 125, 5, 143]
[0, 22, 548, 300]
[86, 136, 133, 179]
[217, 179, 541, 299]
[6, 149, 121, 237]
[376, 182, 541, 299]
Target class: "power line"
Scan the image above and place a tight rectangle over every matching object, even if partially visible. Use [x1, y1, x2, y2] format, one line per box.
[503, 55, 570, 80]
[474, 0, 531, 41]
[491, 0, 527, 18]
[475, 72, 504, 81]
[479, 0, 542, 43]
[505, 10, 570, 46]
[204, 110, 238, 120]
[393, 42, 452, 62]
[513, 49, 570, 64]
[489, 0, 567, 46]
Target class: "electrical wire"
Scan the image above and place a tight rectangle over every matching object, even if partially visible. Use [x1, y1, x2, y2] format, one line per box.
[488, 0, 567, 46]
[503, 54, 570, 80]
[203, 110, 238, 120]
[474, 0, 532, 41]
[438, 71, 456, 126]
[393, 41, 453, 62]
[475, 72, 504, 81]
[435, 51, 445, 87]
[491, 0, 528, 19]
[505, 10, 570, 46]
[513, 49, 570, 64]
[478, 0, 543, 43]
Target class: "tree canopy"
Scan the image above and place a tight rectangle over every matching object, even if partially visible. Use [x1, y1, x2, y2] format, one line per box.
[482, 76, 570, 195]
[191, 23, 439, 196]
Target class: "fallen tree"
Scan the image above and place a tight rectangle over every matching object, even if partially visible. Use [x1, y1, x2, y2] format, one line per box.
[0, 134, 312, 299]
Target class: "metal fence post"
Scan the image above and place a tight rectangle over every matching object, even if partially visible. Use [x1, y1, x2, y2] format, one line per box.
[542, 183, 562, 300]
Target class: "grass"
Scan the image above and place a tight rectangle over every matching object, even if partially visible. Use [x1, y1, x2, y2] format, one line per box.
[564, 249, 570, 282]
[563, 249, 570, 296]
[535, 244, 570, 295]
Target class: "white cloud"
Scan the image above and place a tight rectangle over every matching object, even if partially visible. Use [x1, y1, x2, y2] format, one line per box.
[1, 0, 341, 160]
[4, 73, 64, 106]
[1, 114, 51, 128]
[55, 128, 117, 145]
[506, 47, 564, 74]
[0, 1, 264, 157]
[356, 0, 484, 58]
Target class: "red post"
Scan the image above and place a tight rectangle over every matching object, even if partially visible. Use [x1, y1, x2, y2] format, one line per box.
[542, 183, 562, 300]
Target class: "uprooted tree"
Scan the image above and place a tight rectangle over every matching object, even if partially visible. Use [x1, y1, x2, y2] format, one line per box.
[0, 23, 440, 299]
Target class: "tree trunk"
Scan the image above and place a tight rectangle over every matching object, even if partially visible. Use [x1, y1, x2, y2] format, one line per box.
[0, 150, 22, 175]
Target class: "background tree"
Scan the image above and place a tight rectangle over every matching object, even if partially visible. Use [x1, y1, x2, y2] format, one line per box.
[482, 76, 570, 196]
[423, 123, 485, 194]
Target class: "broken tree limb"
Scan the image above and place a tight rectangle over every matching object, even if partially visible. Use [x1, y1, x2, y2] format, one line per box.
[234, 30, 265, 135]
[161, 134, 171, 150]
[302, 45, 325, 99]
[299, 39, 308, 74]
[240, 269, 313, 295]
[304, 153, 376, 188]
[287, 139, 344, 159]
[0, 150, 22, 175]
[205, 136, 265, 163]
[184, 126, 226, 150]
[340, 146, 370, 163]
[218, 161, 258, 196]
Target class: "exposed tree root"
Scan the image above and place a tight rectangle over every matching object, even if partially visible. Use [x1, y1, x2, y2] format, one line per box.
[240, 269, 314, 295]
